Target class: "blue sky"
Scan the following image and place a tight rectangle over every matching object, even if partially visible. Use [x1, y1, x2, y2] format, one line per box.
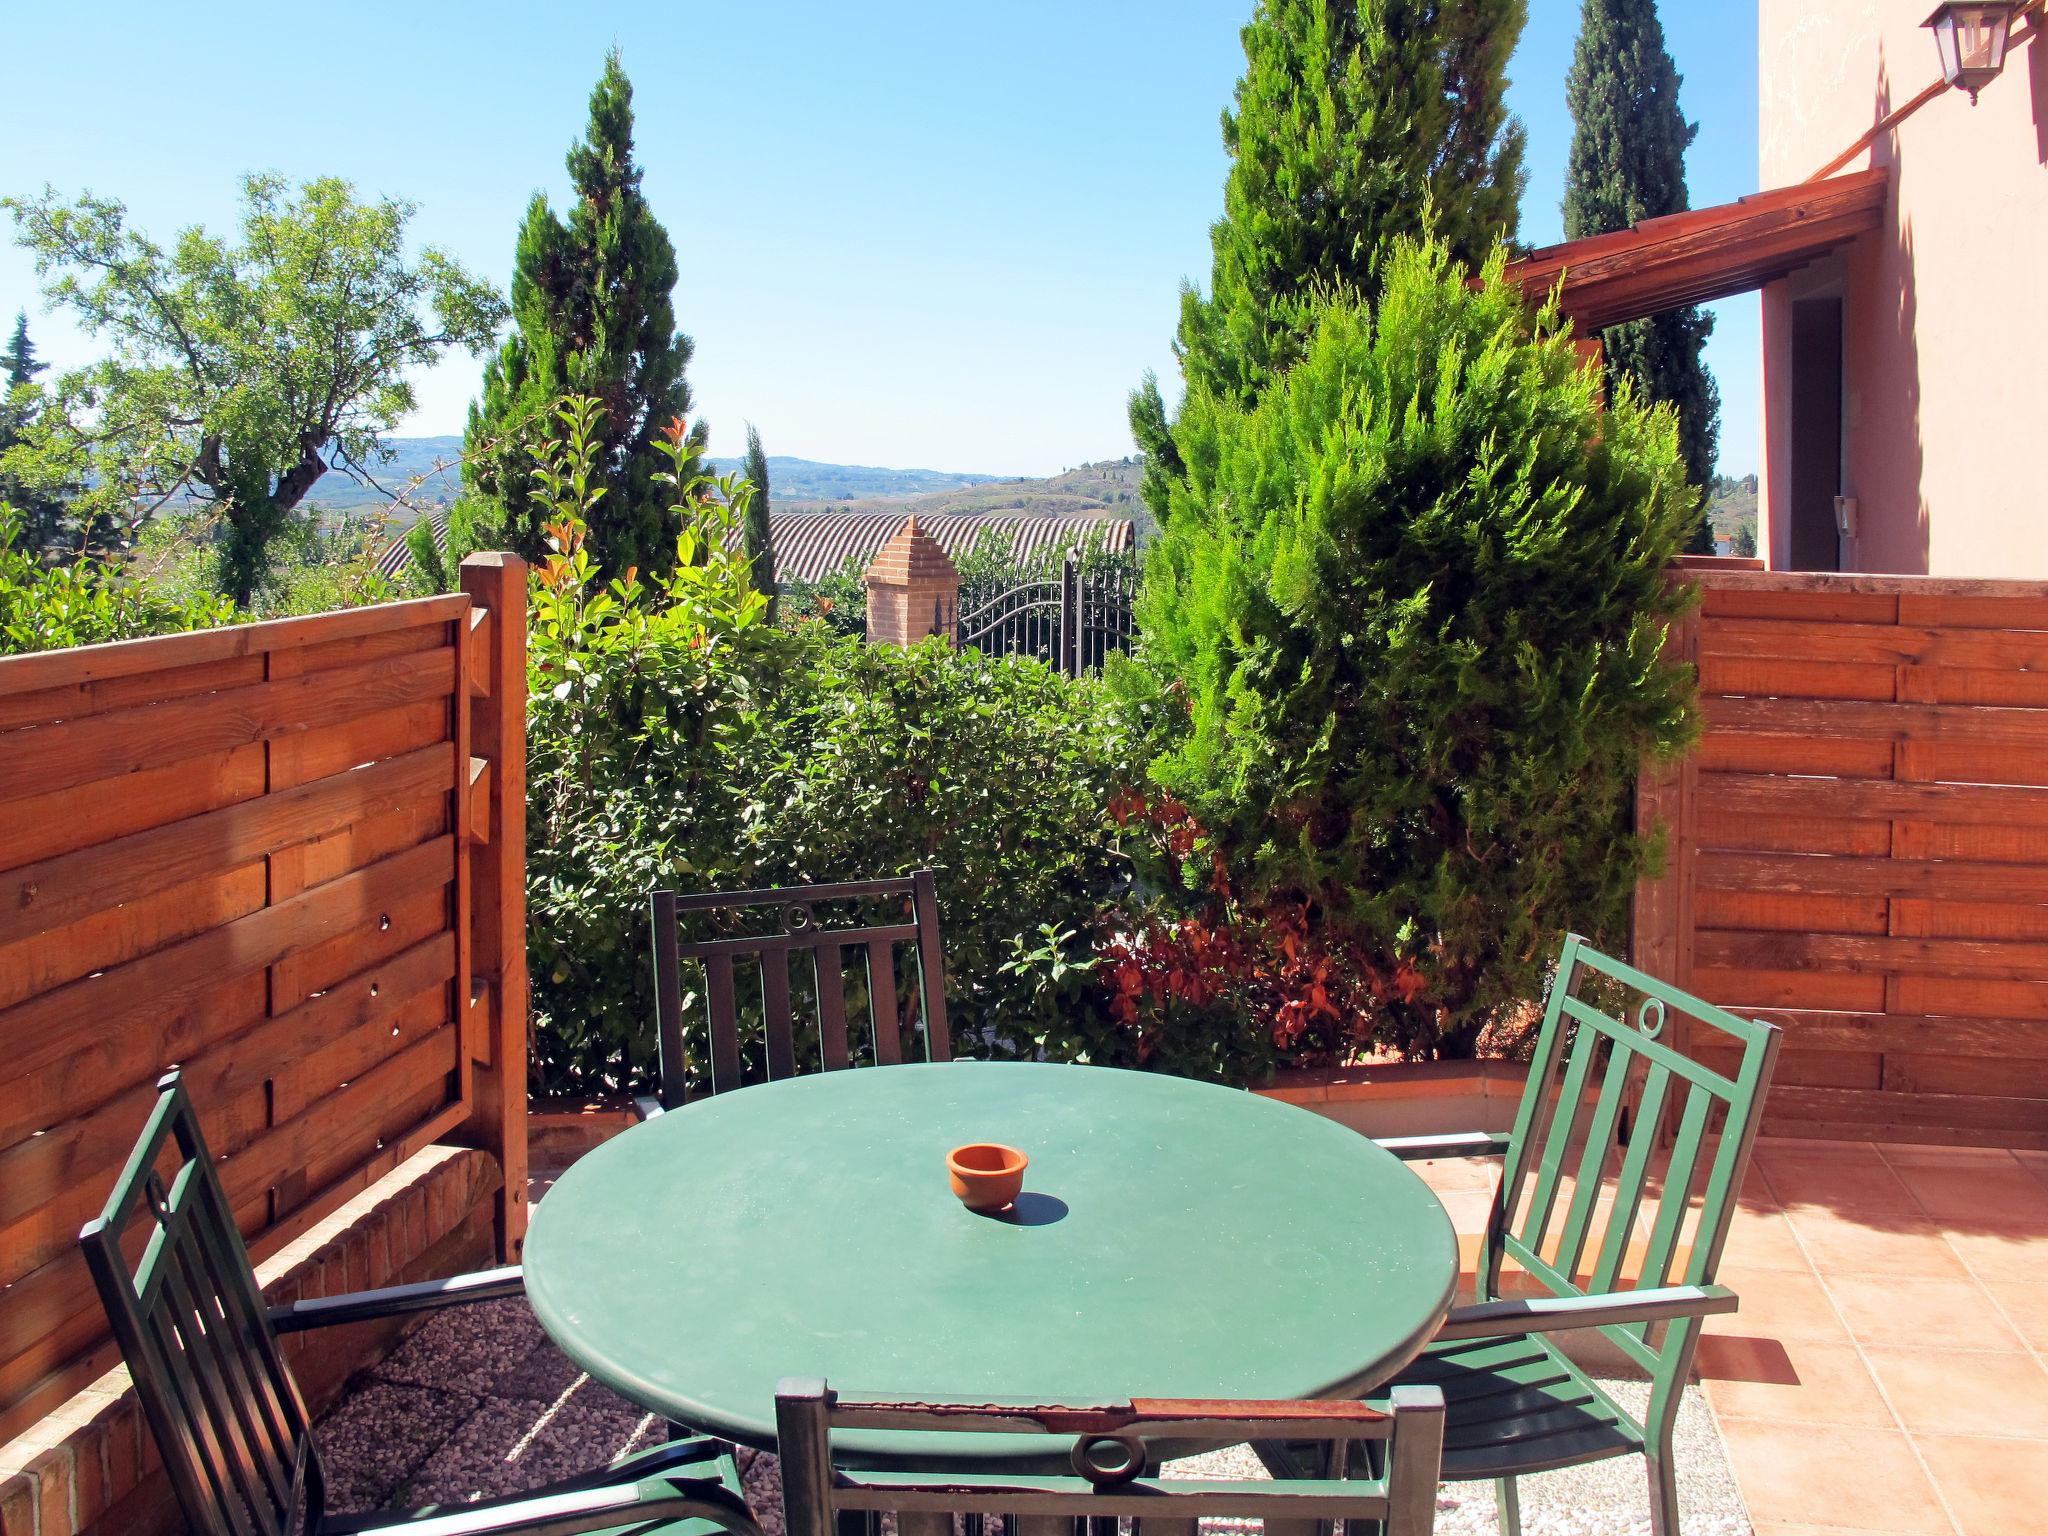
[2, 1, 1759, 478]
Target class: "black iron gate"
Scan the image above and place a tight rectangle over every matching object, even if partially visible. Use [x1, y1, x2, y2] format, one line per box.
[955, 557, 1135, 674]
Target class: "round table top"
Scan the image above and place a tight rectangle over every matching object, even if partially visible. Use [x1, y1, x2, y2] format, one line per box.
[524, 1061, 1458, 1467]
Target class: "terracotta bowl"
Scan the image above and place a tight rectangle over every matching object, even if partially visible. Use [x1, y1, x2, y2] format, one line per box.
[946, 1142, 1028, 1213]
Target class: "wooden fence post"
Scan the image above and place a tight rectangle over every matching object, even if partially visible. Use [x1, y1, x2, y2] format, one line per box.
[454, 553, 531, 1261]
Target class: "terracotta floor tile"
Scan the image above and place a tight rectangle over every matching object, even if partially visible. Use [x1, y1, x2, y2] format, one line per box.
[1944, 1229, 2048, 1284]
[1980, 1278, 2048, 1352]
[1757, 1149, 1921, 1216]
[1697, 1335, 1894, 1427]
[1826, 1275, 2020, 1351]
[1913, 1433, 2048, 1536]
[1410, 1156, 1499, 1196]
[1865, 1346, 2048, 1437]
[1429, 1187, 1497, 1236]
[1876, 1142, 2019, 1168]
[1705, 1266, 1853, 1342]
[1721, 1207, 1815, 1272]
[1713, 1418, 1951, 1533]
[1782, 1208, 1971, 1279]
[1889, 1162, 2048, 1230]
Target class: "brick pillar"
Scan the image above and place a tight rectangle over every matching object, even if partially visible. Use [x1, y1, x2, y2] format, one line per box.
[863, 515, 959, 646]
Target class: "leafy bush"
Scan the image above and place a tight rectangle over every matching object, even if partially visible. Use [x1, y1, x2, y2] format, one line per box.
[1117, 237, 1698, 1060]
[1, 503, 233, 655]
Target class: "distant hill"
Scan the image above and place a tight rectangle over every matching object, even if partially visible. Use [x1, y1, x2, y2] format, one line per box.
[774, 458, 1153, 535]
[1707, 474, 1758, 555]
[704, 456, 1006, 501]
[296, 437, 1144, 529]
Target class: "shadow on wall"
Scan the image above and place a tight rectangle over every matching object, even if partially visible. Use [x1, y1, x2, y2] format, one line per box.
[1871, 49, 1930, 573]
[2031, 24, 2048, 164]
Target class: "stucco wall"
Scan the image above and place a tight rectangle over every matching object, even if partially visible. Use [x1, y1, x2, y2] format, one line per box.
[1759, 2, 2048, 575]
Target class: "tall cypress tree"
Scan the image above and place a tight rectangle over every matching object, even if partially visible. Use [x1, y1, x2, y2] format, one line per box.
[465, 51, 702, 576]
[1564, 0, 1719, 551]
[740, 424, 775, 621]
[1131, 0, 1529, 516]
[0, 312, 63, 549]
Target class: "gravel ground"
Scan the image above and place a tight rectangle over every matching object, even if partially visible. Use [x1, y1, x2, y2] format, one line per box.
[318, 1298, 1750, 1534]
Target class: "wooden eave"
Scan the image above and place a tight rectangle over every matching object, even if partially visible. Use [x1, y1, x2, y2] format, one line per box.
[1503, 167, 1889, 333]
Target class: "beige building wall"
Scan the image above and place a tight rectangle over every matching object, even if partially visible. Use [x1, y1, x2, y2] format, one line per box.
[1759, 2, 2048, 575]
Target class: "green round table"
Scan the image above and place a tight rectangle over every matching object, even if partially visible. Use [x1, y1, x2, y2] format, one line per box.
[524, 1061, 1458, 1468]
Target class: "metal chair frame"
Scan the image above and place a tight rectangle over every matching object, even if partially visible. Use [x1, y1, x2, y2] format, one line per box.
[1364, 935, 1783, 1536]
[637, 871, 950, 1117]
[775, 1377, 1448, 1536]
[80, 1071, 761, 1536]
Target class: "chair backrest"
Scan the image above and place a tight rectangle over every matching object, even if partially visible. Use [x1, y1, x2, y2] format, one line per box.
[79, 1072, 322, 1536]
[648, 870, 951, 1107]
[1483, 936, 1781, 1433]
[774, 1379, 1446, 1536]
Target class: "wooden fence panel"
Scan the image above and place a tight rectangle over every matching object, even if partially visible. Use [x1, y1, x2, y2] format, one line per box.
[1635, 566, 2048, 1148]
[0, 562, 528, 1445]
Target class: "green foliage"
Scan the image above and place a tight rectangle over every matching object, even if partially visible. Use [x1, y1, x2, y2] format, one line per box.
[777, 556, 867, 637]
[1564, 0, 1719, 551]
[522, 400, 1165, 1094]
[465, 51, 703, 580]
[0, 313, 64, 551]
[1152, 0, 1528, 433]
[128, 508, 406, 618]
[1, 503, 232, 655]
[1121, 237, 1698, 1058]
[740, 424, 776, 620]
[2, 176, 505, 601]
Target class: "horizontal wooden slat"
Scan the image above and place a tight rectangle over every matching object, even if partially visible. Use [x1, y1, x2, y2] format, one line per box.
[1695, 656, 1897, 701]
[0, 654, 265, 734]
[1694, 734, 1896, 777]
[0, 594, 466, 698]
[3, 645, 457, 793]
[1699, 586, 1899, 623]
[0, 743, 267, 874]
[1765, 1084, 2048, 1137]
[1696, 851, 2048, 902]
[0, 931, 457, 1231]
[0, 835, 455, 1142]
[1743, 1008, 2048, 1058]
[1698, 617, 2048, 669]
[1697, 772, 2048, 827]
[1696, 812, 1891, 856]
[1698, 929, 2048, 982]
[1883, 1053, 2048, 1100]
[1702, 696, 2048, 747]
[0, 863, 269, 1011]
[1693, 886, 1888, 934]
[0, 744, 455, 948]
[1689, 965, 1888, 1013]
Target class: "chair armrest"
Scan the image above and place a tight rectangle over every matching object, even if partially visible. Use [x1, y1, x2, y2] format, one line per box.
[1373, 1131, 1511, 1161]
[1434, 1283, 1738, 1341]
[338, 1476, 761, 1536]
[631, 1094, 665, 1121]
[268, 1265, 523, 1335]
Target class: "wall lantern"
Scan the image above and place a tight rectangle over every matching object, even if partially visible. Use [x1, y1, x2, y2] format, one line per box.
[1923, 3, 2019, 103]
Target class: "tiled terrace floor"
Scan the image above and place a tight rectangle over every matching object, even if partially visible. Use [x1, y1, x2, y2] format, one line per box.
[1679, 1139, 2047, 1536]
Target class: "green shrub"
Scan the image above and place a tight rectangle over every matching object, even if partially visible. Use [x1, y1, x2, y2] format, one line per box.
[528, 611, 1156, 1094]
[1, 504, 233, 655]
[1120, 237, 1698, 1059]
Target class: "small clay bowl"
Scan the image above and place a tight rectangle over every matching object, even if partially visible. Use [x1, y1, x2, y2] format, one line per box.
[947, 1142, 1028, 1213]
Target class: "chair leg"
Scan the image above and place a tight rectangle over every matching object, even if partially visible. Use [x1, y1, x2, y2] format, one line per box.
[1494, 1475, 1521, 1536]
[1646, 1449, 1681, 1536]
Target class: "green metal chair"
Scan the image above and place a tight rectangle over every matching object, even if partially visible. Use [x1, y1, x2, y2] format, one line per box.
[1352, 936, 1782, 1536]
[80, 1071, 763, 1536]
[775, 1377, 1448, 1536]
[636, 871, 951, 1117]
